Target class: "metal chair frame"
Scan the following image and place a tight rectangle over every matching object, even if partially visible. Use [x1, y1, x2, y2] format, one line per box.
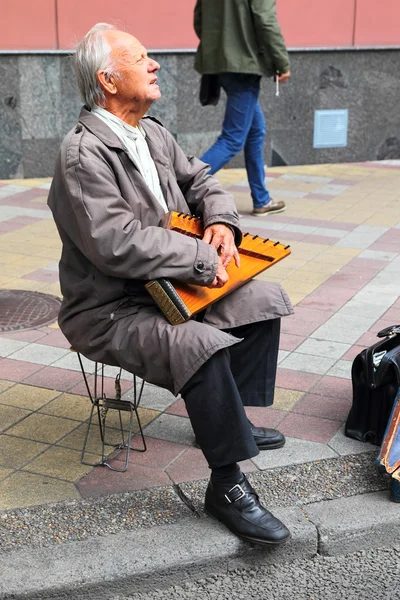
[77, 353, 147, 473]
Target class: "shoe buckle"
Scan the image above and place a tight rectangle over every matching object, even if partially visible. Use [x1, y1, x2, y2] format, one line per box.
[224, 483, 246, 504]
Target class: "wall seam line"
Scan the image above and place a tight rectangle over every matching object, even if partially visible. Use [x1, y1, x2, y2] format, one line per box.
[352, 0, 358, 47]
[54, 0, 60, 50]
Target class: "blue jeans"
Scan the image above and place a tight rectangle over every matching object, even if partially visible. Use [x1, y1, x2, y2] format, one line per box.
[201, 73, 270, 209]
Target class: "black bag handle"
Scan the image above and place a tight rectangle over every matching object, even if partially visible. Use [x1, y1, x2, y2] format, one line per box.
[377, 325, 400, 338]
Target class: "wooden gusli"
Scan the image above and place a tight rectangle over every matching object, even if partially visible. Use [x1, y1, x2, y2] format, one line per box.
[377, 388, 400, 502]
[145, 212, 291, 325]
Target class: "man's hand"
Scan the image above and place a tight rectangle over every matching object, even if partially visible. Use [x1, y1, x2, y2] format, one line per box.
[202, 223, 240, 269]
[208, 255, 229, 288]
[277, 71, 290, 83]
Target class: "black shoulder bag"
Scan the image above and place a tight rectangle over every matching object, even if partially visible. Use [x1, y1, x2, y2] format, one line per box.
[345, 325, 400, 445]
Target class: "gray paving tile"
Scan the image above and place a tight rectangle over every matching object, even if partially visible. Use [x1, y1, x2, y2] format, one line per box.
[312, 227, 348, 238]
[335, 225, 389, 249]
[143, 413, 194, 446]
[50, 352, 96, 374]
[338, 300, 394, 320]
[0, 206, 50, 221]
[366, 274, 400, 296]
[381, 255, 400, 273]
[295, 338, 350, 360]
[337, 285, 397, 319]
[311, 314, 376, 344]
[328, 425, 377, 456]
[358, 249, 398, 262]
[277, 350, 290, 364]
[251, 436, 338, 469]
[347, 288, 398, 307]
[378, 159, 400, 165]
[0, 338, 29, 357]
[239, 218, 285, 232]
[124, 383, 176, 412]
[233, 179, 251, 187]
[8, 344, 70, 366]
[271, 189, 308, 199]
[326, 360, 353, 379]
[314, 184, 349, 195]
[44, 262, 60, 272]
[281, 224, 317, 235]
[278, 352, 337, 375]
[281, 174, 332, 183]
[101, 365, 135, 382]
[0, 185, 31, 199]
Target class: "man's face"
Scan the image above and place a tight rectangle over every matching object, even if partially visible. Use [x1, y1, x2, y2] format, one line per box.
[104, 31, 161, 111]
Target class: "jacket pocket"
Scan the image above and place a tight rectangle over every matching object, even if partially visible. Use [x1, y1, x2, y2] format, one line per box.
[110, 298, 140, 321]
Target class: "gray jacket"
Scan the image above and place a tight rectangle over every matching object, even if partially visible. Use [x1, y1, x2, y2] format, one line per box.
[48, 107, 293, 394]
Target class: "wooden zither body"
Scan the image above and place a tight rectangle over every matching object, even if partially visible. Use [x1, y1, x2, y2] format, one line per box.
[145, 212, 291, 325]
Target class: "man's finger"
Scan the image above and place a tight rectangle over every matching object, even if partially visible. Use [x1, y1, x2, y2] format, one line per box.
[233, 248, 240, 268]
[202, 229, 213, 244]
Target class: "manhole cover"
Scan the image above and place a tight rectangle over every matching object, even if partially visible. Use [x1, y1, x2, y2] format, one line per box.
[0, 290, 61, 333]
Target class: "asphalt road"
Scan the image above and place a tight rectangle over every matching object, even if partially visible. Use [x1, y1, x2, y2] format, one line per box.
[111, 546, 400, 600]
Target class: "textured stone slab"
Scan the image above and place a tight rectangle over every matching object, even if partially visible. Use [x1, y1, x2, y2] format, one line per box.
[305, 491, 400, 556]
[51, 352, 96, 374]
[279, 352, 338, 375]
[335, 225, 389, 249]
[143, 412, 194, 447]
[252, 436, 338, 469]
[281, 174, 332, 183]
[310, 314, 376, 344]
[359, 249, 398, 261]
[0, 338, 29, 357]
[295, 338, 350, 360]
[328, 425, 377, 456]
[326, 360, 353, 379]
[0, 56, 22, 179]
[0, 513, 316, 599]
[125, 382, 177, 412]
[148, 54, 178, 134]
[313, 184, 349, 196]
[8, 343, 70, 366]
[19, 55, 61, 140]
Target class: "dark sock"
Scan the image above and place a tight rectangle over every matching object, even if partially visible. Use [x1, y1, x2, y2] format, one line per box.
[211, 463, 241, 483]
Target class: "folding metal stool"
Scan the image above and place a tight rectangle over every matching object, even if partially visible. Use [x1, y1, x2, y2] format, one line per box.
[74, 351, 147, 472]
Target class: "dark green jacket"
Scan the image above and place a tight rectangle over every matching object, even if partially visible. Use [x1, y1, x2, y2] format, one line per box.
[194, 0, 289, 78]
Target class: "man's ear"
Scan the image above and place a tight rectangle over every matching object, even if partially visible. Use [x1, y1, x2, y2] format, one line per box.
[97, 71, 117, 95]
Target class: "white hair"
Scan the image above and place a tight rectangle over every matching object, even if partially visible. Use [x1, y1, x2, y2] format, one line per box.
[74, 23, 121, 108]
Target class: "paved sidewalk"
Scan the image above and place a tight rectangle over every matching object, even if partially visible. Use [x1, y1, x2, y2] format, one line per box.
[0, 160, 400, 511]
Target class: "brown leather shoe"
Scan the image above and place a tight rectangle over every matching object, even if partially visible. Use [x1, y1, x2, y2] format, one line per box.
[252, 200, 286, 216]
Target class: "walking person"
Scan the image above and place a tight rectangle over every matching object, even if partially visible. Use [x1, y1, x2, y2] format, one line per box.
[194, 0, 290, 216]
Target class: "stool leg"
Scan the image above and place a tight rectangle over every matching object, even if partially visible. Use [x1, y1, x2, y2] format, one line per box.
[131, 375, 147, 452]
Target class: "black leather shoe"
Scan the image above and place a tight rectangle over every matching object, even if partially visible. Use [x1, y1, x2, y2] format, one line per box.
[248, 420, 286, 450]
[205, 473, 291, 546]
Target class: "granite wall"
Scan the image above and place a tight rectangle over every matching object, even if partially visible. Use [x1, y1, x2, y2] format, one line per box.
[0, 49, 399, 179]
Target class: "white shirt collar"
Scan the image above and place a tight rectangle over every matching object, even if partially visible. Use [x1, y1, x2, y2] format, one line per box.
[92, 105, 146, 139]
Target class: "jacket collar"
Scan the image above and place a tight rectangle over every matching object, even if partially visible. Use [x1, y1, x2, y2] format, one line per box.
[78, 106, 125, 150]
[78, 107, 169, 168]
[140, 118, 169, 168]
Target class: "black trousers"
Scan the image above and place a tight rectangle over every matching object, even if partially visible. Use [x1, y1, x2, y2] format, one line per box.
[180, 318, 280, 468]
